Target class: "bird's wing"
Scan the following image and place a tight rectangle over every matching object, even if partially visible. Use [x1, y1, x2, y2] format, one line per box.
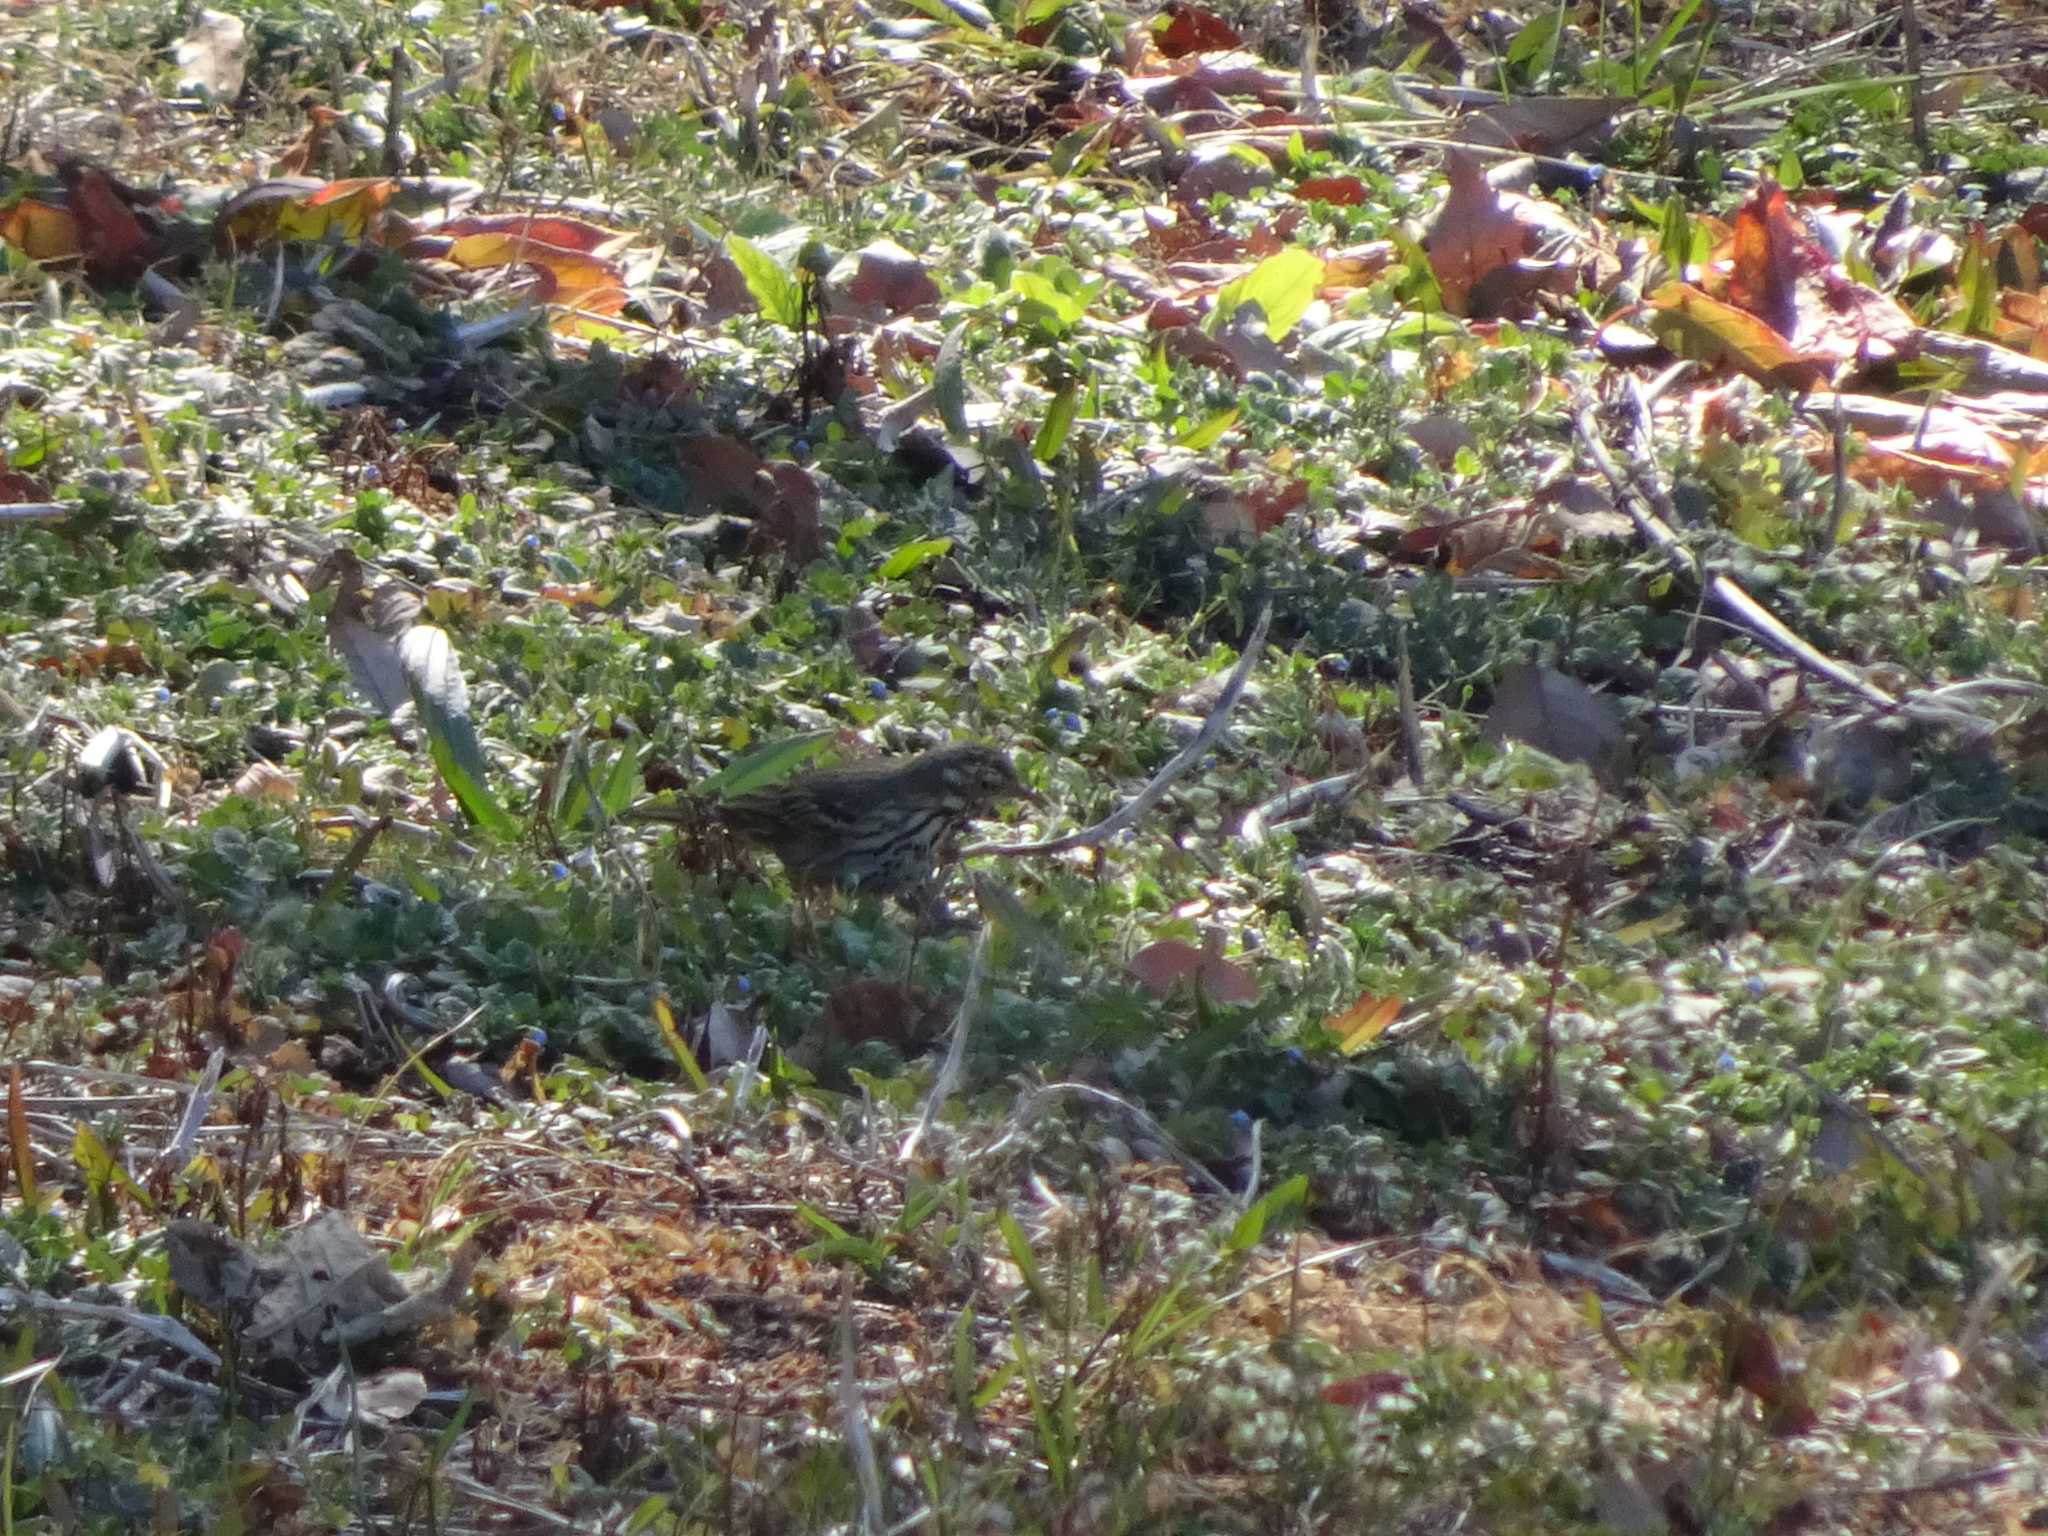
[793, 770, 878, 831]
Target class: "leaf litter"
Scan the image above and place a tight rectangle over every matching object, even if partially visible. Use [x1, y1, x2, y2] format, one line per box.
[2, 0, 2047, 1529]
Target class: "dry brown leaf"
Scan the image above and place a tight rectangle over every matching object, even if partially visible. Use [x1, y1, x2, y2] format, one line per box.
[1422, 151, 1580, 318]
[1484, 662, 1627, 778]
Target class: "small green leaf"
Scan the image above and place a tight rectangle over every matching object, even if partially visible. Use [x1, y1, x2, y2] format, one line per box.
[1504, 10, 1559, 80]
[997, 1209, 1049, 1310]
[622, 1494, 675, 1534]
[934, 321, 970, 438]
[1175, 406, 1239, 451]
[701, 730, 835, 800]
[1212, 247, 1325, 340]
[72, 1121, 152, 1210]
[1009, 270, 1086, 334]
[879, 536, 954, 580]
[599, 739, 642, 816]
[724, 233, 804, 327]
[1223, 1174, 1308, 1255]
[1638, 0, 1702, 76]
[1033, 381, 1078, 462]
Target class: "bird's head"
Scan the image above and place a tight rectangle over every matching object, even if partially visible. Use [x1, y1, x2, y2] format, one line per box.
[942, 745, 1038, 809]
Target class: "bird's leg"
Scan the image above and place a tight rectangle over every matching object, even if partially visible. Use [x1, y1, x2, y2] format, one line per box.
[898, 872, 950, 980]
[899, 873, 981, 980]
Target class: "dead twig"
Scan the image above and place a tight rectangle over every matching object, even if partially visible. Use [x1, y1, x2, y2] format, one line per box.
[1572, 386, 1898, 712]
[970, 605, 1271, 858]
[0, 1286, 221, 1369]
[900, 926, 989, 1161]
[985, 1082, 1235, 1198]
[1239, 768, 1376, 848]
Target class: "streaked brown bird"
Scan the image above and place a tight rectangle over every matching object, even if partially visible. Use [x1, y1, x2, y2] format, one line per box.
[716, 743, 1033, 912]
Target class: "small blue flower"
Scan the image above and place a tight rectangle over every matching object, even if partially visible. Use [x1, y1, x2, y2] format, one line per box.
[1229, 1109, 1252, 1129]
[523, 533, 541, 551]
[526, 1028, 548, 1047]
[735, 975, 752, 995]
[1717, 1051, 1738, 1073]
[547, 861, 570, 882]
[1325, 656, 1351, 676]
[154, 686, 171, 705]
[791, 438, 811, 461]
[1061, 712, 1083, 733]
[868, 680, 889, 699]
[1043, 707, 1061, 722]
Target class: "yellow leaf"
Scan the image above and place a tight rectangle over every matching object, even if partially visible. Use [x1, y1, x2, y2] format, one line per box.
[1612, 909, 1687, 944]
[655, 995, 708, 1091]
[1325, 994, 1403, 1053]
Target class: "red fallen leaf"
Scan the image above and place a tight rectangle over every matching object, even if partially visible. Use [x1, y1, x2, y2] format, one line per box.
[1130, 941, 1202, 995]
[63, 165, 155, 281]
[1166, 62, 1298, 106]
[1715, 180, 1917, 381]
[621, 354, 696, 409]
[692, 246, 755, 326]
[1129, 936, 1257, 1006]
[432, 213, 631, 256]
[1162, 324, 1245, 378]
[1294, 175, 1368, 206]
[1245, 206, 1303, 254]
[817, 977, 945, 1050]
[273, 105, 349, 177]
[1244, 476, 1307, 534]
[1128, 73, 1236, 119]
[676, 435, 824, 562]
[839, 239, 941, 319]
[1396, 507, 1563, 575]
[748, 463, 824, 564]
[32, 640, 150, 678]
[1422, 150, 1579, 318]
[1722, 1311, 1819, 1436]
[1320, 1371, 1413, 1407]
[679, 433, 768, 499]
[0, 467, 51, 503]
[1156, 2, 1243, 57]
